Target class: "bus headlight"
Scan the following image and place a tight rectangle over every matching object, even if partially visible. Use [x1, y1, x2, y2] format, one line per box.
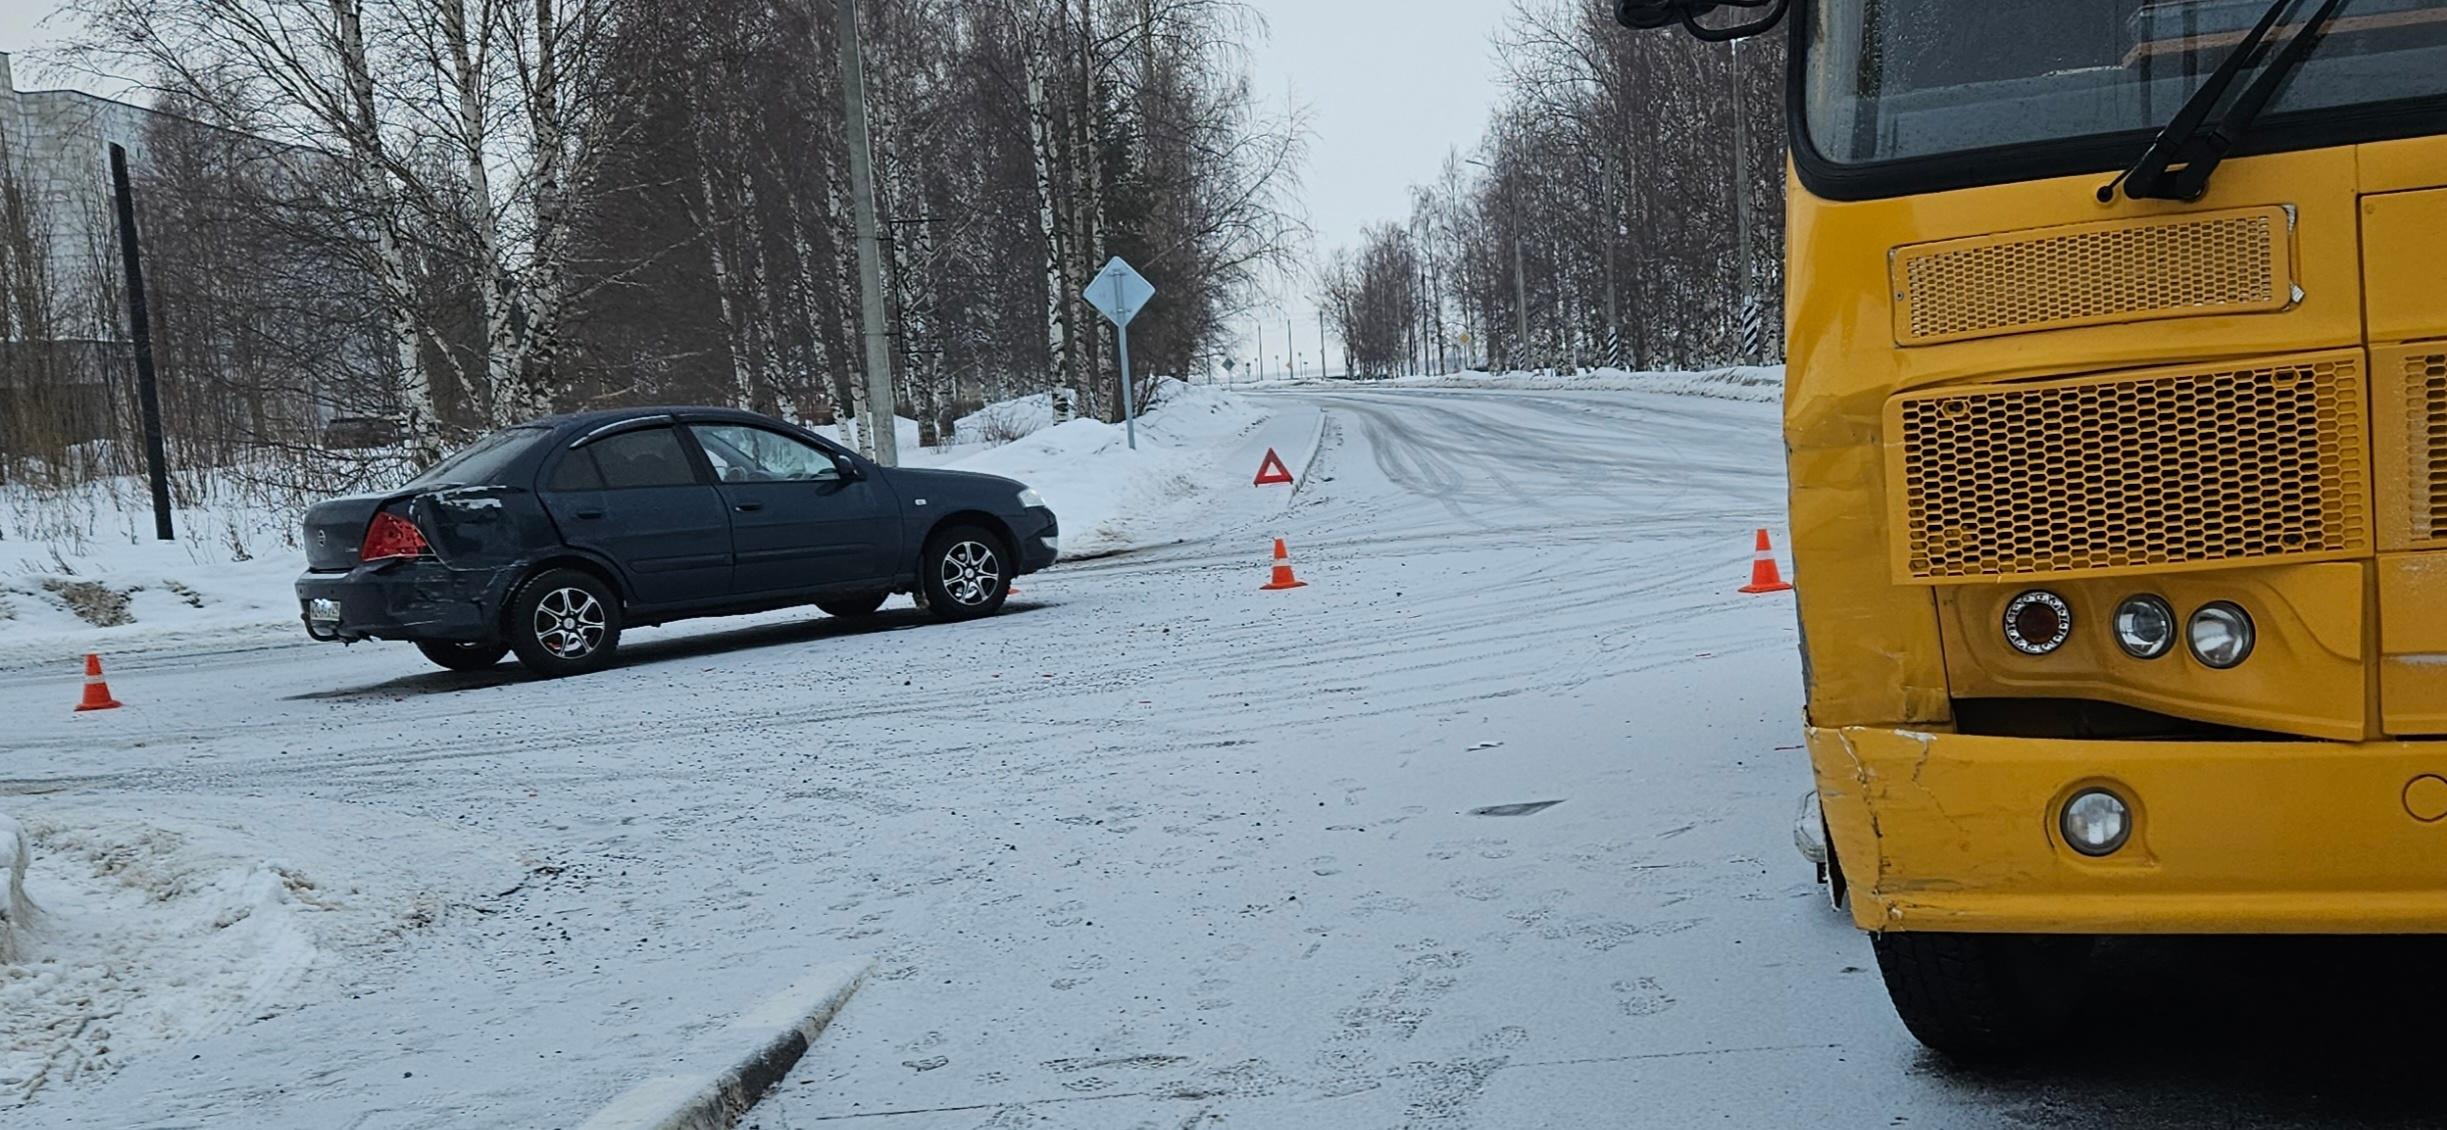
[2187, 602, 2256, 669]
[2002, 590, 2072, 655]
[2113, 595, 2176, 660]
[2060, 789, 2132, 856]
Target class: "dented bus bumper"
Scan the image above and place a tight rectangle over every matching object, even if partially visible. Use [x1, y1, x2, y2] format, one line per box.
[1809, 725, 2447, 935]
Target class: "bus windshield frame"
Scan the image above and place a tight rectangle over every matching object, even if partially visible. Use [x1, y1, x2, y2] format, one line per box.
[1790, 0, 2447, 201]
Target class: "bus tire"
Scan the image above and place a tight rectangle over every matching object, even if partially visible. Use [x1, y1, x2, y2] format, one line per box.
[1870, 931, 2091, 1061]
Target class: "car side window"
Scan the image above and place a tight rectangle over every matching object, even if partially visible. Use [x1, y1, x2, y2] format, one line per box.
[689, 424, 841, 484]
[587, 427, 701, 489]
[545, 449, 604, 492]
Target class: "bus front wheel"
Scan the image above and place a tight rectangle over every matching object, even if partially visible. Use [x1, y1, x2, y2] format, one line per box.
[1870, 931, 2092, 1061]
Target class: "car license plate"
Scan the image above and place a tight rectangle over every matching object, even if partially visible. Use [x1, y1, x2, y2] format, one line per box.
[308, 598, 342, 623]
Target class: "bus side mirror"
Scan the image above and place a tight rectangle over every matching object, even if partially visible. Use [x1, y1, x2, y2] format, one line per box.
[1616, 0, 1789, 40]
[1617, 0, 1711, 29]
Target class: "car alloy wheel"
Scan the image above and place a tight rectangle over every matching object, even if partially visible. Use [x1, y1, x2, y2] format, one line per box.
[940, 540, 1003, 607]
[533, 586, 607, 659]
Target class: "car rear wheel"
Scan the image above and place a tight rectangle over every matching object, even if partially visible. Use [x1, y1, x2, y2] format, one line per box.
[1871, 931, 2092, 1061]
[507, 569, 622, 677]
[816, 593, 889, 618]
[415, 639, 509, 672]
[919, 526, 1009, 622]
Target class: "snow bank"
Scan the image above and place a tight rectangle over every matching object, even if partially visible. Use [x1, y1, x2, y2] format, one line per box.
[952, 392, 1060, 446]
[1286, 365, 1786, 403]
[942, 379, 1293, 557]
[0, 475, 313, 662]
[0, 814, 26, 965]
[0, 813, 338, 1102]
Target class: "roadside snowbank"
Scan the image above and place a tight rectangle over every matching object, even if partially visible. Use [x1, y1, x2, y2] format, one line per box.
[946, 379, 1300, 557]
[1275, 365, 1785, 403]
[0, 815, 26, 964]
[0, 799, 515, 1106]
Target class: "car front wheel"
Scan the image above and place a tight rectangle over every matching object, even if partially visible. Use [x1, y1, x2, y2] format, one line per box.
[415, 639, 509, 672]
[919, 526, 1009, 622]
[1871, 931, 2092, 1061]
[507, 568, 623, 677]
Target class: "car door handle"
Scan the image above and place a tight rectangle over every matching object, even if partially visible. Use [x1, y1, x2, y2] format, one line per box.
[734, 502, 765, 513]
[573, 508, 605, 520]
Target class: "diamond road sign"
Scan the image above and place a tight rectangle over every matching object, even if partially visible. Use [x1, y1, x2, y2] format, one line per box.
[1084, 257, 1155, 328]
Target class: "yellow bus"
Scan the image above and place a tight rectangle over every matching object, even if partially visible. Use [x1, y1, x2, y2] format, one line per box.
[1622, 0, 2447, 1057]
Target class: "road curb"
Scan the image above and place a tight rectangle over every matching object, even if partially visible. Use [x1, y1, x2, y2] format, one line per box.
[577, 958, 870, 1130]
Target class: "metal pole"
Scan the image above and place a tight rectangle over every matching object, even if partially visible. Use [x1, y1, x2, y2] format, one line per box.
[838, 0, 897, 465]
[1112, 273, 1136, 449]
[108, 144, 172, 542]
[1318, 309, 1328, 380]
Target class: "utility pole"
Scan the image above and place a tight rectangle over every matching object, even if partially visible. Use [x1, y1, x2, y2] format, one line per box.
[1603, 150, 1623, 371]
[838, 0, 897, 465]
[1285, 316, 1294, 379]
[108, 144, 172, 541]
[1512, 229, 1530, 373]
[1729, 36, 1755, 365]
[1318, 309, 1329, 381]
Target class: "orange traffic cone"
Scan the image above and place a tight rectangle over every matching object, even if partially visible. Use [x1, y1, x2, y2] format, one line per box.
[1740, 529, 1794, 594]
[1260, 538, 1308, 591]
[74, 653, 123, 712]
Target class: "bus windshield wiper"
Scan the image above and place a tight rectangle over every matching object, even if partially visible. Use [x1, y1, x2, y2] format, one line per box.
[2103, 0, 2349, 203]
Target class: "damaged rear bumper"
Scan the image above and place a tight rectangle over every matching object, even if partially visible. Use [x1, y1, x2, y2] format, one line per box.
[1810, 724, 2447, 935]
[295, 561, 517, 644]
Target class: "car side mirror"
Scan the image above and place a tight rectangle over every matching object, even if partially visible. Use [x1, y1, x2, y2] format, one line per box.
[829, 456, 863, 482]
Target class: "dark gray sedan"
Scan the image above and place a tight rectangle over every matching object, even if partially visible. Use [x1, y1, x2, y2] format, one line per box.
[295, 407, 1058, 676]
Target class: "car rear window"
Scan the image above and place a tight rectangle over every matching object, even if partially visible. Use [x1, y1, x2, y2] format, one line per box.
[588, 427, 701, 489]
[407, 427, 546, 487]
[545, 450, 605, 492]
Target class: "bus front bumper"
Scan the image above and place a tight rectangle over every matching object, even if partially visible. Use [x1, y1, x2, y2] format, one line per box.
[1809, 725, 2447, 935]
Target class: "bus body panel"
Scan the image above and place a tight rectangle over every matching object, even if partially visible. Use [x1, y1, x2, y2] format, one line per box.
[1790, 138, 2447, 931]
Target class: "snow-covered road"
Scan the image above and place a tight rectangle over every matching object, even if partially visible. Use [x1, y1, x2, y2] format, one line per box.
[2, 388, 2430, 1127]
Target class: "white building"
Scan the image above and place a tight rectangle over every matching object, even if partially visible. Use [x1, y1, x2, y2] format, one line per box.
[0, 51, 161, 322]
[0, 53, 377, 448]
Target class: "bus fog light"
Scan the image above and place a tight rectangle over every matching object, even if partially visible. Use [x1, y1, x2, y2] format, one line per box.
[2060, 789, 2131, 856]
[2002, 591, 2072, 655]
[2187, 602, 2256, 669]
[2113, 595, 2176, 659]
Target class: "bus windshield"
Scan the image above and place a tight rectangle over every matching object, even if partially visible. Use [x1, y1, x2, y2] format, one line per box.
[1802, 0, 2447, 168]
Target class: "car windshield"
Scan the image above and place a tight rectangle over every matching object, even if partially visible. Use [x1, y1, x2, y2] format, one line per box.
[406, 426, 547, 487]
[1803, 0, 2447, 166]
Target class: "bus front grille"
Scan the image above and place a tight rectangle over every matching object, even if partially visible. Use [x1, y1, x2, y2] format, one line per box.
[2408, 351, 2447, 545]
[1892, 353, 2370, 582]
[1892, 207, 2293, 346]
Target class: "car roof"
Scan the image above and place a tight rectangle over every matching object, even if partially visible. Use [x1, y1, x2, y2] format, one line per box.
[526, 406, 785, 432]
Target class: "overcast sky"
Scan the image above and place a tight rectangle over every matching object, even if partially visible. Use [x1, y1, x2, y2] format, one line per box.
[0, 0, 1505, 377]
[1238, 0, 1507, 376]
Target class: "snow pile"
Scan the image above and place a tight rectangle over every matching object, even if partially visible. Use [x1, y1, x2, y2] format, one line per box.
[946, 379, 1293, 557]
[952, 392, 1060, 446]
[1294, 365, 1786, 403]
[0, 814, 26, 965]
[0, 475, 312, 660]
[0, 815, 330, 1103]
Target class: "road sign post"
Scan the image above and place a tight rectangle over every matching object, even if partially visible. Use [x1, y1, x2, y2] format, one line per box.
[1084, 257, 1156, 450]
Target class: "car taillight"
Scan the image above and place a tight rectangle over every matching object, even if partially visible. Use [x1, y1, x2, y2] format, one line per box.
[361, 510, 431, 561]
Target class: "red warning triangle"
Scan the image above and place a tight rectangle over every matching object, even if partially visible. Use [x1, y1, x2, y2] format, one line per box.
[1253, 447, 1294, 486]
